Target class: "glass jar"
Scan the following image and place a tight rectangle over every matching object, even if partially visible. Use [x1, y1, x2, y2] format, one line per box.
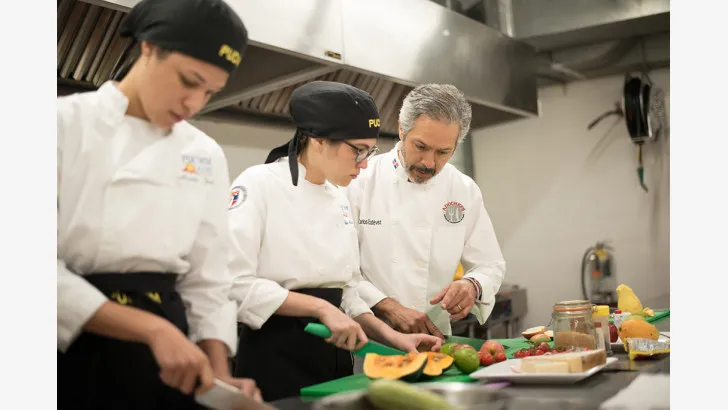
[548, 300, 598, 350]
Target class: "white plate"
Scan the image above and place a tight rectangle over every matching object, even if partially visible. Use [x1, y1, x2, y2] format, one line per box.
[469, 357, 618, 384]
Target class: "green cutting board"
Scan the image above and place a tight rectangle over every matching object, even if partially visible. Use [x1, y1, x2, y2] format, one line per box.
[646, 309, 670, 323]
[299, 337, 543, 397]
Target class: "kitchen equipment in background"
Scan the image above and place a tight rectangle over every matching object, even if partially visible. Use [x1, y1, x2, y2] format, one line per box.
[581, 241, 617, 307]
[451, 284, 527, 340]
[587, 70, 669, 193]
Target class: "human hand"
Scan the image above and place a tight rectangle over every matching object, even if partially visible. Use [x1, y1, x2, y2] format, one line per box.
[318, 304, 368, 351]
[430, 279, 477, 320]
[374, 298, 444, 339]
[146, 323, 215, 396]
[390, 332, 444, 354]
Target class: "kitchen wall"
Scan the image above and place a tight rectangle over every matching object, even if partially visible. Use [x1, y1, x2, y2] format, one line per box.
[189, 118, 400, 180]
[471, 69, 670, 329]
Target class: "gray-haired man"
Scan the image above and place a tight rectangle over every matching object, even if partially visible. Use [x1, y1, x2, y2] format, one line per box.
[347, 84, 506, 341]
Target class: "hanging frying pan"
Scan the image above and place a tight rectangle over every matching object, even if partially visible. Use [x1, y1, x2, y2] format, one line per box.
[587, 72, 666, 192]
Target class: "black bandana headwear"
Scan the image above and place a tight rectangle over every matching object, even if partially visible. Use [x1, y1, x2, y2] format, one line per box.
[265, 81, 381, 186]
[118, 0, 248, 75]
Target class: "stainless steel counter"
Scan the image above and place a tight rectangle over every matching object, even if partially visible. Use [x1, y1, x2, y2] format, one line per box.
[268, 352, 669, 410]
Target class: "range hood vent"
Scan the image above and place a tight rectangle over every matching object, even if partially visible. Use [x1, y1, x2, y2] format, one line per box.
[59, 0, 540, 135]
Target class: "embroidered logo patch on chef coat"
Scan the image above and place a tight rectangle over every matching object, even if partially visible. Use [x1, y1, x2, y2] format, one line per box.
[442, 201, 465, 224]
[229, 186, 247, 210]
[341, 205, 354, 225]
[181, 154, 213, 184]
[392, 158, 399, 169]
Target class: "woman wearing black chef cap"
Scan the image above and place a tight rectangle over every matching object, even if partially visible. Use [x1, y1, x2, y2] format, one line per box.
[226, 81, 443, 401]
[57, 0, 261, 408]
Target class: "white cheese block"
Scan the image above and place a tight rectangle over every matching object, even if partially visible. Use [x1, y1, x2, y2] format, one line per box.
[519, 349, 607, 373]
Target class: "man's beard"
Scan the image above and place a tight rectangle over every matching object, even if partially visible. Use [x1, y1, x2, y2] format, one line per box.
[400, 147, 435, 184]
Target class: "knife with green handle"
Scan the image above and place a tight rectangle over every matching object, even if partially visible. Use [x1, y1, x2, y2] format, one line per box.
[304, 323, 406, 357]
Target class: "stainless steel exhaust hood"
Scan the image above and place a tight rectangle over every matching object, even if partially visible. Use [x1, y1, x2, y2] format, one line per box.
[67, 0, 541, 134]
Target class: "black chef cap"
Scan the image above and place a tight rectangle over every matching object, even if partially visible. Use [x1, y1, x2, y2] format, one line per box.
[119, 0, 248, 74]
[265, 81, 381, 186]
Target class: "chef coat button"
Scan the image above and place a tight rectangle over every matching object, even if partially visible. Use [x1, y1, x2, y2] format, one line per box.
[417, 260, 426, 268]
[391, 257, 397, 264]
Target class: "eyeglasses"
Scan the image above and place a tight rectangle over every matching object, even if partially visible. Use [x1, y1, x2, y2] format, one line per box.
[343, 141, 378, 163]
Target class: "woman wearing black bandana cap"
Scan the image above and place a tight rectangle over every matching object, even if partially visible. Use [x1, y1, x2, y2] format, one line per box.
[57, 0, 261, 408]
[226, 81, 443, 401]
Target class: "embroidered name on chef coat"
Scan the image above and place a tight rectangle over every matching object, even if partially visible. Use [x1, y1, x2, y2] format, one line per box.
[180, 154, 213, 184]
[358, 218, 382, 226]
[442, 201, 466, 224]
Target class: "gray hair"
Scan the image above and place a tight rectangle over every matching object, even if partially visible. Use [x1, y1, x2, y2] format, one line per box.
[398, 84, 473, 143]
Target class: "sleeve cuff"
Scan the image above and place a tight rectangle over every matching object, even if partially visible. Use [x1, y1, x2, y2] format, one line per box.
[57, 274, 108, 353]
[355, 280, 388, 308]
[464, 272, 501, 302]
[341, 287, 373, 318]
[464, 272, 499, 325]
[238, 285, 289, 330]
[188, 300, 239, 357]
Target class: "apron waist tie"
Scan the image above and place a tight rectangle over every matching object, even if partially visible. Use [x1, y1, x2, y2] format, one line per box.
[85, 272, 177, 293]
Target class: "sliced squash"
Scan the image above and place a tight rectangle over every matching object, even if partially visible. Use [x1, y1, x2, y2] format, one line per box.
[421, 352, 455, 378]
[363, 353, 428, 382]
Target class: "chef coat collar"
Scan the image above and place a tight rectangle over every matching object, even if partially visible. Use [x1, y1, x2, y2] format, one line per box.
[392, 141, 439, 187]
[97, 81, 129, 124]
[97, 81, 175, 137]
[274, 156, 335, 192]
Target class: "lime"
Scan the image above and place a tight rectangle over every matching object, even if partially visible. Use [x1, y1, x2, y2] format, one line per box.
[440, 343, 457, 356]
[453, 348, 480, 374]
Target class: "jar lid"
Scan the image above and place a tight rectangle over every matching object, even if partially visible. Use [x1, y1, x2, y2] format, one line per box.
[593, 305, 610, 317]
[553, 300, 592, 312]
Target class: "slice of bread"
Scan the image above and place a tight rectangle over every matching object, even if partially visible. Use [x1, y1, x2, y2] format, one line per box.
[519, 349, 607, 373]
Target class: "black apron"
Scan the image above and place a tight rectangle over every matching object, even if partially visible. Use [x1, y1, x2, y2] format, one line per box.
[57, 273, 206, 410]
[234, 288, 353, 402]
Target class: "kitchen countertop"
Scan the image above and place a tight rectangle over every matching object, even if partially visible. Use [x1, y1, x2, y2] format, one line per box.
[268, 351, 669, 410]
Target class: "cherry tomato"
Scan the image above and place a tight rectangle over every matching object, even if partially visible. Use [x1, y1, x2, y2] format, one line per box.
[534, 349, 545, 356]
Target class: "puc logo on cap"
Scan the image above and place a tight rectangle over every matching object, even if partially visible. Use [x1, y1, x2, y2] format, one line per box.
[219, 44, 241, 67]
[368, 118, 381, 128]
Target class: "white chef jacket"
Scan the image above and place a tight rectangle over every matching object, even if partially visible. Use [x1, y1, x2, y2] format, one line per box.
[227, 159, 372, 330]
[346, 143, 506, 335]
[57, 81, 237, 355]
